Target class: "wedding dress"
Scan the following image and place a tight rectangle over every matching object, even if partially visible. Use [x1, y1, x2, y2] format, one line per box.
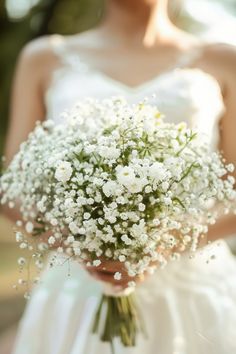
[12, 35, 236, 354]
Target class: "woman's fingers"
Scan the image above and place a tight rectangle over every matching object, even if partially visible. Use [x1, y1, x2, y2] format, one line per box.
[84, 259, 126, 272]
[86, 265, 146, 288]
[82, 257, 154, 288]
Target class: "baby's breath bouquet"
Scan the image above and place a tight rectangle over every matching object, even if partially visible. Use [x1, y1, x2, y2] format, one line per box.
[1, 97, 236, 350]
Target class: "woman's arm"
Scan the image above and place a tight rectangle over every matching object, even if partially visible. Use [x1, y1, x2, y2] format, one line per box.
[2, 38, 55, 222]
[5, 42, 46, 164]
[206, 44, 236, 241]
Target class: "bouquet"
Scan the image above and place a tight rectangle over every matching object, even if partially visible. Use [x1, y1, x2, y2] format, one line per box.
[1, 97, 236, 350]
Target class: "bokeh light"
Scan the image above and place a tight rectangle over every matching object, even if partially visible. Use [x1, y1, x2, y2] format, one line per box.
[6, 0, 40, 19]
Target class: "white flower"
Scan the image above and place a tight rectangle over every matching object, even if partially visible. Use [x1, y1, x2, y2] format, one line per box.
[145, 185, 152, 193]
[227, 163, 235, 173]
[98, 146, 120, 160]
[38, 242, 49, 251]
[25, 221, 34, 234]
[84, 212, 91, 220]
[120, 212, 129, 220]
[153, 218, 160, 226]
[84, 144, 96, 154]
[104, 206, 118, 224]
[19, 242, 27, 249]
[128, 269, 136, 277]
[69, 221, 79, 235]
[93, 259, 101, 267]
[119, 255, 126, 262]
[138, 203, 145, 211]
[48, 236, 56, 245]
[105, 249, 112, 258]
[78, 227, 86, 235]
[131, 220, 146, 238]
[116, 166, 136, 186]
[161, 181, 169, 191]
[163, 197, 172, 205]
[110, 202, 118, 209]
[15, 232, 23, 242]
[16, 220, 23, 227]
[77, 196, 87, 206]
[149, 162, 167, 181]
[18, 257, 26, 266]
[98, 218, 105, 225]
[102, 181, 117, 197]
[128, 281, 136, 288]
[121, 234, 132, 245]
[95, 194, 102, 203]
[116, 196, 126, 204]
[50, 218, 58, 226]
[140, 234, 148, 243]
[87, 198, 94, 205]
[35, 259, 43, 269]
[114, 272, 122, 280]
[183, 235, 191, 244]
[8, 201, 15, 208]
[55, 161, 73, 182]
[128, 178, 144, 194]
[67, 235, 75, 243]
[73, 247, 81, 256]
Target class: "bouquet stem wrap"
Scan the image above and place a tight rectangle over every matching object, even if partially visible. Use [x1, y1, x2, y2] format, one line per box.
[92, 284, 146, 351]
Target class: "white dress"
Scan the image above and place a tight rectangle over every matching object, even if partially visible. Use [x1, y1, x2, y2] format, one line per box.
[12, 36, 236, 354]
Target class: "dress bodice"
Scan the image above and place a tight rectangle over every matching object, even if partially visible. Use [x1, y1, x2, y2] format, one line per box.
[45, 35, 225, 150]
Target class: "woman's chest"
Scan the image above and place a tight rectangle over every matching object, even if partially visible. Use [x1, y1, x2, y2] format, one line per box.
[45, 67, 224, 129]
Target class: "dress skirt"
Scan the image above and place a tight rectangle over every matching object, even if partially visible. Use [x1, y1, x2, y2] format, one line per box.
[12, 240, 236, 354]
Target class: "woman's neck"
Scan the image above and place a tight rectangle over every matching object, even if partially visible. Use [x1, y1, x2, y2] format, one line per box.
[100, 0, 179, 47]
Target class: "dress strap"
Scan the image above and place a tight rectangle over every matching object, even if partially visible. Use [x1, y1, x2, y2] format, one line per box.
[49, 35, 67, 60]
[49, 34, 89, 72]
[177, 45, 205, 69]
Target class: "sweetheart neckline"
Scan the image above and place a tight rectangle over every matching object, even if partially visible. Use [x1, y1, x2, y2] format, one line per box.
[47, 35, 224, 98]
[87, 66, 218, 93]
[86, 65, 188, 93]
[45, 65, 224, 106]
[61, 53, 199, 92]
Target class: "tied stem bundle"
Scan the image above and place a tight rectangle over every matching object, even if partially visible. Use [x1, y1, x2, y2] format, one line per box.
[92, 291, 146, 351]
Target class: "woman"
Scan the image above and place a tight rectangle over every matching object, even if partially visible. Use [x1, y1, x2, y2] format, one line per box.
[3, 0, 236, 353]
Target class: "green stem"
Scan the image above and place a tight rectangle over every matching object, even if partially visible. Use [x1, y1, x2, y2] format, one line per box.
[92, 293, 146, 352]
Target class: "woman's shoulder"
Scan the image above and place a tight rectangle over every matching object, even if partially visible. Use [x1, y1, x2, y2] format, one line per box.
[201, 42, 236, 77]
[15, 36, 64, 93]
[17, 31, 103, 93]
[19, 31, 103, 65]
[19, 35, 61, 66]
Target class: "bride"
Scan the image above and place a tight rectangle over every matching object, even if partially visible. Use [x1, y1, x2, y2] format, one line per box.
[3, 0, 236, 353]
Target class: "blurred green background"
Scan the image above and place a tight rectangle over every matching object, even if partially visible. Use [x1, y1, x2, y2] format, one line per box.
[0, 0, 105, 157]
[0, 0, 236, 352]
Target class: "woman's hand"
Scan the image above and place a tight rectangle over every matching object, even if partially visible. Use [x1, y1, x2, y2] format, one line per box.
[83, 259, 147, 289]
[82, 247, 170, 289]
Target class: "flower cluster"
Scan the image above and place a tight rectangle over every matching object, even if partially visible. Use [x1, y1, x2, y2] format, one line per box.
[1, 97, 236, 281]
